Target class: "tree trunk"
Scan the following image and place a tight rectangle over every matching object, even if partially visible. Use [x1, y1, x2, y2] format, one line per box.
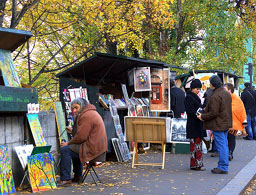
[0, 0, 7, 27]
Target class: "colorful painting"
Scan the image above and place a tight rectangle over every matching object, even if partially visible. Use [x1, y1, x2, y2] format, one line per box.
[27, 114, 47, 146]
[27, 153, 57, 193]
[0, 49, 21, 87]
[134, 67, 151, 92]
[0, 145, 16, 195]
[150, 68, 170, 112]
[53, 102, 69, 144]
[15, 145, 34, 170]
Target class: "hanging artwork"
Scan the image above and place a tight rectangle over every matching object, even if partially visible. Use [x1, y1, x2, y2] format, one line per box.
[14, 145, 34, 170]
[170, 118, 189, 144]
[27, 153, 57, 193]
[150, 68, 170, 112]
[0, 145, 16, 195]
[27, 114, 47, 146]
[0, 49, 21, 87]
[134, 67, 151, 92]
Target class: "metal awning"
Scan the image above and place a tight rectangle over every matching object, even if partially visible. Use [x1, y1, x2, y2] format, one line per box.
[0, 27, 33, 52]
[56, 52, 186, 85]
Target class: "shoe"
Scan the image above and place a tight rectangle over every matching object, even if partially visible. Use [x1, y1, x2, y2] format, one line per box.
[72, 176, 81, 183]
[243, 137, 252, 140]
[57, 180, 72, 186]
[211, 153, 218, 157]
[229, 153, 233, 161]
[211, 168, 228, 174]
[190, 167, 206, 171]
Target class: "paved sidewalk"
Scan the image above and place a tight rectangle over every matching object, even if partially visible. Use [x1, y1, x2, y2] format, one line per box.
[18, 138, 256, 195]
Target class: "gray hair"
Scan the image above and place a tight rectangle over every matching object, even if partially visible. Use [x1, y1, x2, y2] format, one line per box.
[71, 97, 89, 113]
[209, 75, 222, 89]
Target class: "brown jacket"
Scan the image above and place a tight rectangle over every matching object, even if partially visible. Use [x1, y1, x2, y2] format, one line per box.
[201, 87, 232, 131]
[68, 104, 107, 164]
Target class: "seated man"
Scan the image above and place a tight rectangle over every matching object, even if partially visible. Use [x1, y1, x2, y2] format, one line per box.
[58, 98, 108, 186]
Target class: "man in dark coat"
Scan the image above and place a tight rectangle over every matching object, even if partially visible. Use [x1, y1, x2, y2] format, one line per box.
[198, 75, 232, 174]
[170, 79, 185, 118]
[240, 82, 256, 140]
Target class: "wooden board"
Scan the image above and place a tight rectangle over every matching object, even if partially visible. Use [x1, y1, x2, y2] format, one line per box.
[124, 116, 167, 142]
[53, 102, 69, 144]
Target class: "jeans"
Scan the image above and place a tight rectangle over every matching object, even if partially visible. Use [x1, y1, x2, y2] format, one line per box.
[246, 113, 256, 140]
[212, 130, 229, 172]
[60, 145, 83, 181]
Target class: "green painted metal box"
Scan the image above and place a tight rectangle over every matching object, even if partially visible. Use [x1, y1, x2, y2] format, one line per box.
[0, 86, 38, 112]
[172, 143, 190, 154]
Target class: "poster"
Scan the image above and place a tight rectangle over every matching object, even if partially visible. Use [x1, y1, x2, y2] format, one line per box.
[0, 49, 21, 87]
[27, 114, 47, 146]
[170, 118, 189, 144]
[150, 68, 170, 112]
[14, 145, 34, 170]
[134, 67, 151, 92]
[0, 145, 16, 195]
[27, 153, 57, 193]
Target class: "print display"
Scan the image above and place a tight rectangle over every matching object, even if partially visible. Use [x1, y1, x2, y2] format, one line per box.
[0, 49, 21, 87]
[27, 153, 57, 193]
[134, 67, 151, 92]
[150, 68, 170, 112]
[170, 118, 189, 144]
[0, 145, 16, 195]
[27, 114, 47, 146]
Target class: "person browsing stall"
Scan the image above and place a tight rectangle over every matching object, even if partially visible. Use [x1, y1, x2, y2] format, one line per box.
[184, 79, 206, 171]
[197, 75, 232, 174]
[58, 98, 108, 186]
[224, 83, 247, 161]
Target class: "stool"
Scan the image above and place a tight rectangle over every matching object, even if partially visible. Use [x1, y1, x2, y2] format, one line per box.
[81, 152, 106, 185]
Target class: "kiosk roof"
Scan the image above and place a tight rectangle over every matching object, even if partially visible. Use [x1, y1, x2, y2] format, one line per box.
[0, 27, 33, 52]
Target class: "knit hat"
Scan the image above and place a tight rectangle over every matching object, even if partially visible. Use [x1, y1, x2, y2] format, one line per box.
[244, 82, 251, 88]
[190, 79, 202, 89]
[209, 75, 222, 88]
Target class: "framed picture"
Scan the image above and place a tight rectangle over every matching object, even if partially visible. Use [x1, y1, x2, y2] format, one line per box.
[170, 118, 189, 144]
[150, 68, 170, 112]
[134, 67, 151, 92]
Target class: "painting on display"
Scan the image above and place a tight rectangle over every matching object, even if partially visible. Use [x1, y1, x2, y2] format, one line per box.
[134, 67, 151, 92]
[0, 49, 21, 87]
[14, 145, 34, 170]
[0, 145, 16, 195]
[150, 68, 170, 112]
[53, 102, 69, 144]
[27, 153, 57, 193]
[27, 114, 47, 146]
[170, 118, 189, 144]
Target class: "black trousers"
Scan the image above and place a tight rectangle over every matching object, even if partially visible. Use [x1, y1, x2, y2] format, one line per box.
[227, 132, 236, 154]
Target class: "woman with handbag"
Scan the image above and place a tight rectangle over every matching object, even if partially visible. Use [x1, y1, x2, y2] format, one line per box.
[184, 79, 207, 171]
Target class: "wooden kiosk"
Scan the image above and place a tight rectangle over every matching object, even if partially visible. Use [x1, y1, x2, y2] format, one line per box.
[125, 116, 168, 169]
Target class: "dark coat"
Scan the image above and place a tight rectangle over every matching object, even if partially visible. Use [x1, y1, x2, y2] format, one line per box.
[184, 91, 206, 138]
[170, 87, 185, 118]
[241, 88, 256, 114]
[201, 87, 232, 131]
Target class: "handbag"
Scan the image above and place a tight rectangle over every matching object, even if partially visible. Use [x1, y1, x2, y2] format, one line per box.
[246, 90, 256, 116]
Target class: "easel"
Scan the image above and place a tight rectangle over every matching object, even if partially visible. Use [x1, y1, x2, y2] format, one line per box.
[131, 120, 166, 169]
[19, 145, 52, 188]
